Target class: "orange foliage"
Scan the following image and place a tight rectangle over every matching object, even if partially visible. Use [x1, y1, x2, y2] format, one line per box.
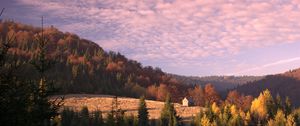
[204, 84, 221, 104]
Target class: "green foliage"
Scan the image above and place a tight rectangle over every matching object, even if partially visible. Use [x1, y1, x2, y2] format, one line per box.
[106, 111, 115, 126]
[92, 111, 104, 126]
[160, 94, 181, 126]
[138, 96, 149, 126]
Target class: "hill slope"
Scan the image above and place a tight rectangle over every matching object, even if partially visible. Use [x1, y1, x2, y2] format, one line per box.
[236, 68, 300, 106]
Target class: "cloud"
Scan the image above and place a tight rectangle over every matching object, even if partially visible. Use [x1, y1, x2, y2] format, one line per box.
[232, 57, 300, 75]
[15, 0, 300, 73]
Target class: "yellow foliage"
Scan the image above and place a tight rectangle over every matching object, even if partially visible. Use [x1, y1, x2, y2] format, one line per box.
[286, 114, 297, 126]
[273, 109, 286, 126]
[200, 114, 211, 126]
[230, 105, 238, 116]
[250, 90, 269, 120]
[245, 111, 251, 125]
[211, 102, 220, 114]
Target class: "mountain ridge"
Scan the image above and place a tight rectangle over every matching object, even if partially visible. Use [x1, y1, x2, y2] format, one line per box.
[236, 68, 300, 106]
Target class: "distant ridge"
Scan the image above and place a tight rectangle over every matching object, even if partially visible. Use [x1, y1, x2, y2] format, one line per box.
[236, 68, 300, 106]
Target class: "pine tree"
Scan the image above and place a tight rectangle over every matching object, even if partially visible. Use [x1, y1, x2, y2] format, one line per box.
[61, 108, 72, 126]
[28, 18, 62, 125]
[0, 31, 30, 126]
[93, 110, 104, 126]
[160, 94, 180, 126]
[284, 97, 292, 115]
[138, 96, 149, 126]
[106, 111, 115, 126]
[79, 106, 89, 126]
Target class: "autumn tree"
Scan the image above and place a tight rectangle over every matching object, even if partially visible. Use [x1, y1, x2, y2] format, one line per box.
[188, 85, 205, 106]
[204, 84, 221, 105]
[250, 89, 276, 123]
[226, 90, 253, 111]
[157, 84, 169, 101]
[267, 109, 286, 126]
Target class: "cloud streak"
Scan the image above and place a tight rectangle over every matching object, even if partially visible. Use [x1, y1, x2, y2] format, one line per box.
[232, 57, 300, 75]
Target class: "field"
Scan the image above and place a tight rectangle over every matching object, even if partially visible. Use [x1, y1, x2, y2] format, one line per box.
[53, 94, 203, 121]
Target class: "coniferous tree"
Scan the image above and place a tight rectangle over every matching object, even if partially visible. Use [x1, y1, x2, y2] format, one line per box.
[79, 106, 89, 126]
[160, 94, 180, 126]
[28, 19, 62, 125]
[106, 111, 115, 126]
[284, 97, 292, 115]
[61, 108, 76, 126]
[0, 19, 62, 126]
[138, 96, 149, 126]
[0, 29, 30, 126]
[93, 111, 104, 126]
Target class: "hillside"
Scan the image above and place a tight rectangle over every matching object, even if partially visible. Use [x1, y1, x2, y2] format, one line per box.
[170, 74, 263, 91]
[236, 68, 300, 106]
[0, 21, 191, 102]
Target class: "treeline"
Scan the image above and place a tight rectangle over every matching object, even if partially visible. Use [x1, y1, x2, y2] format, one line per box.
[53, 89, 300, 126]
[191, 89, 300, 126]
[0, 21, 190, 102]
[170, 74, 263, 92]
[236, 73, 300, 106]
[55, 95, 180, 126]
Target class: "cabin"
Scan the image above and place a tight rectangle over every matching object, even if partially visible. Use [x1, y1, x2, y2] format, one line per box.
[182, 97, 193, 107]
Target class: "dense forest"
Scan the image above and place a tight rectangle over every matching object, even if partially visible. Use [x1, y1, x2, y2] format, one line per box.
[170, 74, 263, 92]
[52, 90, 300, 126]
[236, 68, 300, 106]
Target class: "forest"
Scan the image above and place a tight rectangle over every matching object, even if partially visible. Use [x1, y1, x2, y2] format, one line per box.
[1, 21, 300, 126]
[46, 90, 300, 126]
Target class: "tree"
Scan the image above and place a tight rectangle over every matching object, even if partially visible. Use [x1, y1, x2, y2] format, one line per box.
[286, 114, 296, 126]
[284, 96, 292, 116]
[61, 108, 77, 126]
[92, 111, 104, 126]
[157, 84, 169, 101]
[188, 85, 205, 106]
[106, 112, 115, 126]
[226, 90, 253, 111]
[28, 20, 62, 125]
[267, 109, 286, 126]
[250, 89, 275, 121]
[200, 114, 211, 126]
[204, 84, 220, 104]
[0, 19, 62, 126]
[79, 106, 89, 126]
[0, 33, 32, 126]
[160, 94, 180, 126]
[138, 96, 149, 126]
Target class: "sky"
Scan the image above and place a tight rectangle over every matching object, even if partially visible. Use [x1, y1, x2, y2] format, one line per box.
[1, 0, 300, 76]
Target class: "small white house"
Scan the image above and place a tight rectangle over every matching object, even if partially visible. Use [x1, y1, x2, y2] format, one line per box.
[182, 97, 190, 107]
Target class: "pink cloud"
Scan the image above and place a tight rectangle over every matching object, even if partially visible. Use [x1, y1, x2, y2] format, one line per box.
[17, 0, 300, 66]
